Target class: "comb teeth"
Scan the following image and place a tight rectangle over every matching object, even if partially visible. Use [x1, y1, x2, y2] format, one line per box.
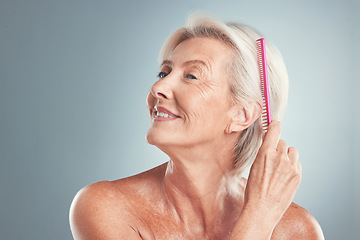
[256, 38, 272, 132]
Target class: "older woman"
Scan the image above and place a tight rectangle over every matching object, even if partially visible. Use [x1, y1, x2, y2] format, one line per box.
[70, 14, 324, 239]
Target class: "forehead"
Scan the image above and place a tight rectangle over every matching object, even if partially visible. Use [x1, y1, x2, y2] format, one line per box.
[166, 37, 234, 70]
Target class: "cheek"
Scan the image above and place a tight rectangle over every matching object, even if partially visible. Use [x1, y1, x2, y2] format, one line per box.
[177, 87, 229, 127]
[175, 87, 204, 120]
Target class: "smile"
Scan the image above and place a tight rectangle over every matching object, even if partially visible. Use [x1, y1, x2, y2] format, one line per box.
[156, 111, 177, 118]
[153, 106, 180, 121]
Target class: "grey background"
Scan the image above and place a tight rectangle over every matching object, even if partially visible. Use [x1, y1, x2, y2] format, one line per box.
[1, 0, 358, 239]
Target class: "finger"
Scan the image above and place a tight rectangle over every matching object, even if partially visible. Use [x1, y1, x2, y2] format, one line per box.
[262, 120, 281, 150]
[297, 161, 302, 176]
[288, 147, 299, 161]
[277, 140, 288, 153]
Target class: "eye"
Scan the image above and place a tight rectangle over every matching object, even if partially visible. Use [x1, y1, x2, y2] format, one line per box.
[185, 74, 197, 80]
[157, 72, 168, 79]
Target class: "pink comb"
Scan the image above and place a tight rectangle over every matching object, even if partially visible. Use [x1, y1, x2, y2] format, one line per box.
[256, 38, 272, 132]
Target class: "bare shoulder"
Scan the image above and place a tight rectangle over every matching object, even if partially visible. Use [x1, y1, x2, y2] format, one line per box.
[272, 202, 324, 240]
[69, 163, 167, 239]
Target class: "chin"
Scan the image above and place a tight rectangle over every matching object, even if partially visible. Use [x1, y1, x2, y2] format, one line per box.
[146, 127, 185, 149]
[145, 131, 157, 146]
[146, 128, 167, 146]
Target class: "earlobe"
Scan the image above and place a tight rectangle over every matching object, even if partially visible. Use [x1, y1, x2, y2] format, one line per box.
[226, 102, 262, 134]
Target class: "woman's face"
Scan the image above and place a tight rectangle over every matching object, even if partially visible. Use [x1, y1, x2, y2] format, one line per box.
[146, 37, 235, 149]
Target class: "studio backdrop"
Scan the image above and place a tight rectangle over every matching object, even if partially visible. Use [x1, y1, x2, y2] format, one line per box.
[1, 0, 358, 239]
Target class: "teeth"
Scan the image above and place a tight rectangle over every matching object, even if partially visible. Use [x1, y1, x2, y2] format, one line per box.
[160, 112, 168, 117]
[156, 111, 174, 118]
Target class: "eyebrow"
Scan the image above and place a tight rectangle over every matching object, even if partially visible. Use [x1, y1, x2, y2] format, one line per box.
[161, 59, 212, 73]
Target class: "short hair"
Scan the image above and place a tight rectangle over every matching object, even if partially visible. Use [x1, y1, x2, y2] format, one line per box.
[159, 13, 289, 176]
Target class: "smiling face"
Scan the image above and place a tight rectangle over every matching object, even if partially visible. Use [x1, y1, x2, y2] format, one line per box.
[146, 37, 236, 150]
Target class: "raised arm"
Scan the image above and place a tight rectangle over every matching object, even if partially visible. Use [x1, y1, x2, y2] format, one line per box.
[230, 121, 324, 240]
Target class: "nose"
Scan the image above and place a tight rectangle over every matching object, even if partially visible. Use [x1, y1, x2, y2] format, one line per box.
[146, 78, 174, 110]
[150, 78, 174, 101]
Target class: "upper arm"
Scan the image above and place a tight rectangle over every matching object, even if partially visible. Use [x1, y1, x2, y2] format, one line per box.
[69, 181, 143, 240]
[272, 203, 324, 240]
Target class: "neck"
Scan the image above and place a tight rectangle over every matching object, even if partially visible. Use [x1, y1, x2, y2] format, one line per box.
[159, 136, 245, 236]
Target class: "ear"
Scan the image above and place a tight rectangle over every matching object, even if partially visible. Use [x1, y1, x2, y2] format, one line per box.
[225, 101, 262, 134]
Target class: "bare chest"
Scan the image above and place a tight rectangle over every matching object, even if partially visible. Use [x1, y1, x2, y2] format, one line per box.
[131, 204, 235, 240]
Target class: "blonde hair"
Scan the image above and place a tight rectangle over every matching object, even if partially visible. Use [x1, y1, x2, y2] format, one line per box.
[159, 13, 289, 176]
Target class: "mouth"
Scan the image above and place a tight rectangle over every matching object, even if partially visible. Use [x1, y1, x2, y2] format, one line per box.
[153, 106, 180, 121]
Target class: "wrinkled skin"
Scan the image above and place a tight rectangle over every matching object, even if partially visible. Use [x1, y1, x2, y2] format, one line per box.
[69, 38, 324, 240]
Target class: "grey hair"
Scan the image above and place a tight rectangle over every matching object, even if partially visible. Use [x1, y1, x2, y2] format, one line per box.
[159, 13, 289, 177]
